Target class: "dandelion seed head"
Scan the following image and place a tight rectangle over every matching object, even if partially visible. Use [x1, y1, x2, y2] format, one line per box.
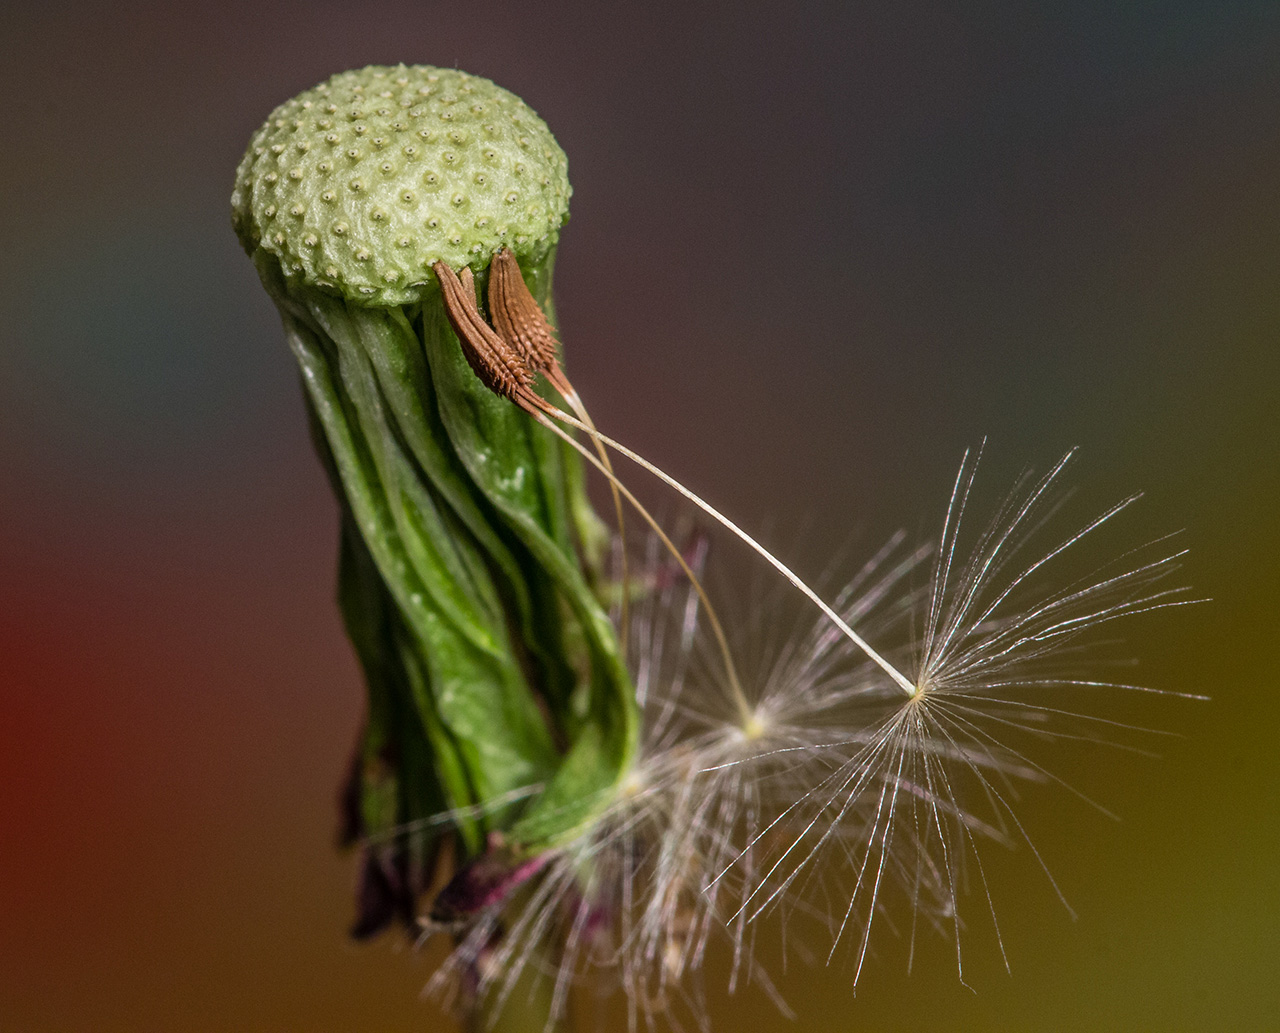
[730, 447, 1198, 989]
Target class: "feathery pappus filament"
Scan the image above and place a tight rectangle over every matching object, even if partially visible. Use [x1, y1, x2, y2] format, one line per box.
[420, 449, 1199, 1028]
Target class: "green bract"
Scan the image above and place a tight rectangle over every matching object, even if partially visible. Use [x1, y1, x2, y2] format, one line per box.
[232, 65, 570, 307]
[233, 66, 635, 921]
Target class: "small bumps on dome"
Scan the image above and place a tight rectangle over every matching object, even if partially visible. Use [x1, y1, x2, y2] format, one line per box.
[231, 65, 571, 307]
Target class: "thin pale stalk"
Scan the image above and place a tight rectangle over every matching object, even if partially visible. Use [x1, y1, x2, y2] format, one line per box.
[532, 401, 918, 698]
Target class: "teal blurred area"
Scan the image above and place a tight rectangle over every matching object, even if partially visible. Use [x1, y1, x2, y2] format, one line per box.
[1, 2, 1276, 1030]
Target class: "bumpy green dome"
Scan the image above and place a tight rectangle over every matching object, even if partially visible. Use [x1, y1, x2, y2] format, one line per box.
[232, 65, 570, 307]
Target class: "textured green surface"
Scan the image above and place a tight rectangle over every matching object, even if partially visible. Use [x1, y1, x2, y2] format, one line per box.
[232, 65, 570, 306]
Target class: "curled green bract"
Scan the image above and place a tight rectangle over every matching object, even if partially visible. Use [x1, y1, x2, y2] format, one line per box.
[234, 66, 633, 893]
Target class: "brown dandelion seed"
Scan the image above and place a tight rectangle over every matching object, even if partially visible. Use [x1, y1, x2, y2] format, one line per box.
[487, 248, 561, 374]
[434, 260, 538, 406]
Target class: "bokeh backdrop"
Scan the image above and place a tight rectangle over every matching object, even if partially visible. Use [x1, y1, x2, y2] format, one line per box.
[1, 2, 1276, 1030]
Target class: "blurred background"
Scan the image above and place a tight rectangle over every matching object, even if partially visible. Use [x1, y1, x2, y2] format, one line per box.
[1, 2, 1276, 1030]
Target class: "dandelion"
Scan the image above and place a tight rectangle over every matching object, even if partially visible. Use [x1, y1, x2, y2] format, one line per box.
[234, 64, 1197, 1032]
[233, 59, 635, 871]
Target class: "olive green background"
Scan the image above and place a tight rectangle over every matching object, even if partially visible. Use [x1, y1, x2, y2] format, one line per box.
[1, 2, 1275, 1030]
